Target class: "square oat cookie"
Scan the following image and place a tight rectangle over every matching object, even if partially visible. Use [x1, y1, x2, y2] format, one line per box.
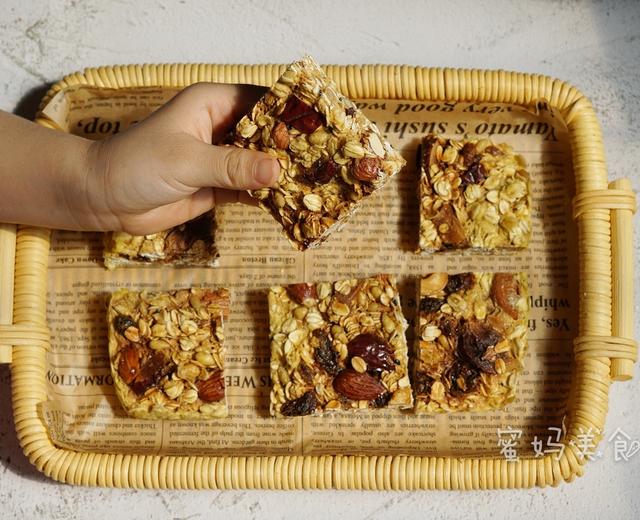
[103, 211, 218, 269]
[230, 56, 406, 250]
[417, 135, 531, 253]
[108, 288, 229, 419]
[268, 275, 413, 417]
[413, 272, 528, 413]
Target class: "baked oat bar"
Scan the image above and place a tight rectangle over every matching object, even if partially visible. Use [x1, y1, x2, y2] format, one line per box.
[268, 274, 413, 417]
[230, 56, 406, 250]
[108, 287, 229, 419]
[417, 135, 531, 253]
[413, 272, 528, 413]
[103, 211, 218, 269]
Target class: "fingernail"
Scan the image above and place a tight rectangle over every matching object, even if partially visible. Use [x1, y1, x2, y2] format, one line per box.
[255, 158, 278, 185]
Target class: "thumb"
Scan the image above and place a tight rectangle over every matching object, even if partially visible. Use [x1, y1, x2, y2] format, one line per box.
[180, 141, 280, 190]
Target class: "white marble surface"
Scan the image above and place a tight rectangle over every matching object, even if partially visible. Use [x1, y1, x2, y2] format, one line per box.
[1, 0, 639, 518]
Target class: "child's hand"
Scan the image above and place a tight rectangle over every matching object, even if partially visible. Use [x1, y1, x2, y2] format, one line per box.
[0, 83, 278, 232]
[84, 83, 279, 234]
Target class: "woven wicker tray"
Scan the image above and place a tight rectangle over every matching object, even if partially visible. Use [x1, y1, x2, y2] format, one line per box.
[0, 63, 637, 489]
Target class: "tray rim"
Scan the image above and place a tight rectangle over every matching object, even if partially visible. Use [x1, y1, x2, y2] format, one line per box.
[2, 62, 637, 490]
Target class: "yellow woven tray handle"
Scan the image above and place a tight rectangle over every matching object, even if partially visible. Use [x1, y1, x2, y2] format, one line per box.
[573, 179, 638, 380]
[0, 225, 51, 364]
[0, 223, 16, 363]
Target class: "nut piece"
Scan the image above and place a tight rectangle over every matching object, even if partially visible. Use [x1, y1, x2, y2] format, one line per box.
[197, 370, 225, 402]
[286, 283, 318, 305]
[117, 344, 140, 385]
[333, 369, 386, 401]
[432, 204, 467, 248]
[351, 157, 382, 182]
[491, 273, 521, 319]
[271, 121, 290, 149]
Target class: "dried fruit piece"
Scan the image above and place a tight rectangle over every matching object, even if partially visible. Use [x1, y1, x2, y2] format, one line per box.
[351, 157, 382, 182]
[432, 204, 468, 248]
[280, 391, 317, 416]
[333, 369, 386, 401]
[460, 159, 486, 187]
[114, 315, 136, 337]
[372, 392, 392, 408]
[302, 158, 339, 185]
[460, 142, 478, 166]
[286, 283, 318, 305]
[117, 344, 140, 384]
[197, 370, 225, 402]
[313, 330, 340, 375]
[419, 297, 444, 313]
[129, 348, 174, 395]
[491, 273, 521, 319]
[444, 273, 475, 294]
[280, 95, 324, 133]
[271, 121, 290, 149]
[346, 333, 396, 372]
[458, 320, 501, 374]
[446, 361, 480, 397]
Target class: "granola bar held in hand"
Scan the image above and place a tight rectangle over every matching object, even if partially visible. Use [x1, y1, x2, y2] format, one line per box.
[413, 272, 528, 413]
[108, 288, 229, 419]
[417, 135, 531, 253]
[103, 211, 219, 269]
[268, 275, 413, 417]
[230, 56, 406, 250]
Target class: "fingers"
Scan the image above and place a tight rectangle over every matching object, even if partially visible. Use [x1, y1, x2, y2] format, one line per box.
[120, 188, 215, 235]
[180, 140, 280, 190]
[155, 82, 268, 142]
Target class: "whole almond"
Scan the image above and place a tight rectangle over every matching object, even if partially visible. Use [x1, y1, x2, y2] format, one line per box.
[117, 345, 139, 384]
[197, 370, 225, 402]
[332, 369, 386, 401]
[286, 283, 318, 305]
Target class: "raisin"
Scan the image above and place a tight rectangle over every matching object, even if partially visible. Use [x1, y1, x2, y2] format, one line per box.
[458, 320, 502, 374]
[419, 297, 445, 313]
[447, 361, 480, 397]
[444, 273, 475, 294]
[314, 331, 340, 375]
[114, 315, 136, 337]
[280, 391, 317, 416]
[372, 392, 392, 408]
[460, 159, 486, 187]
[302, 158, 338, 185]
[460, 142, 478, 166]
[414, 372, 434, 397]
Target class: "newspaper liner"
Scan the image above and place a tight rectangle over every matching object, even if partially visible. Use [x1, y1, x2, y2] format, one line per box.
[39, 85, 577, 458]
